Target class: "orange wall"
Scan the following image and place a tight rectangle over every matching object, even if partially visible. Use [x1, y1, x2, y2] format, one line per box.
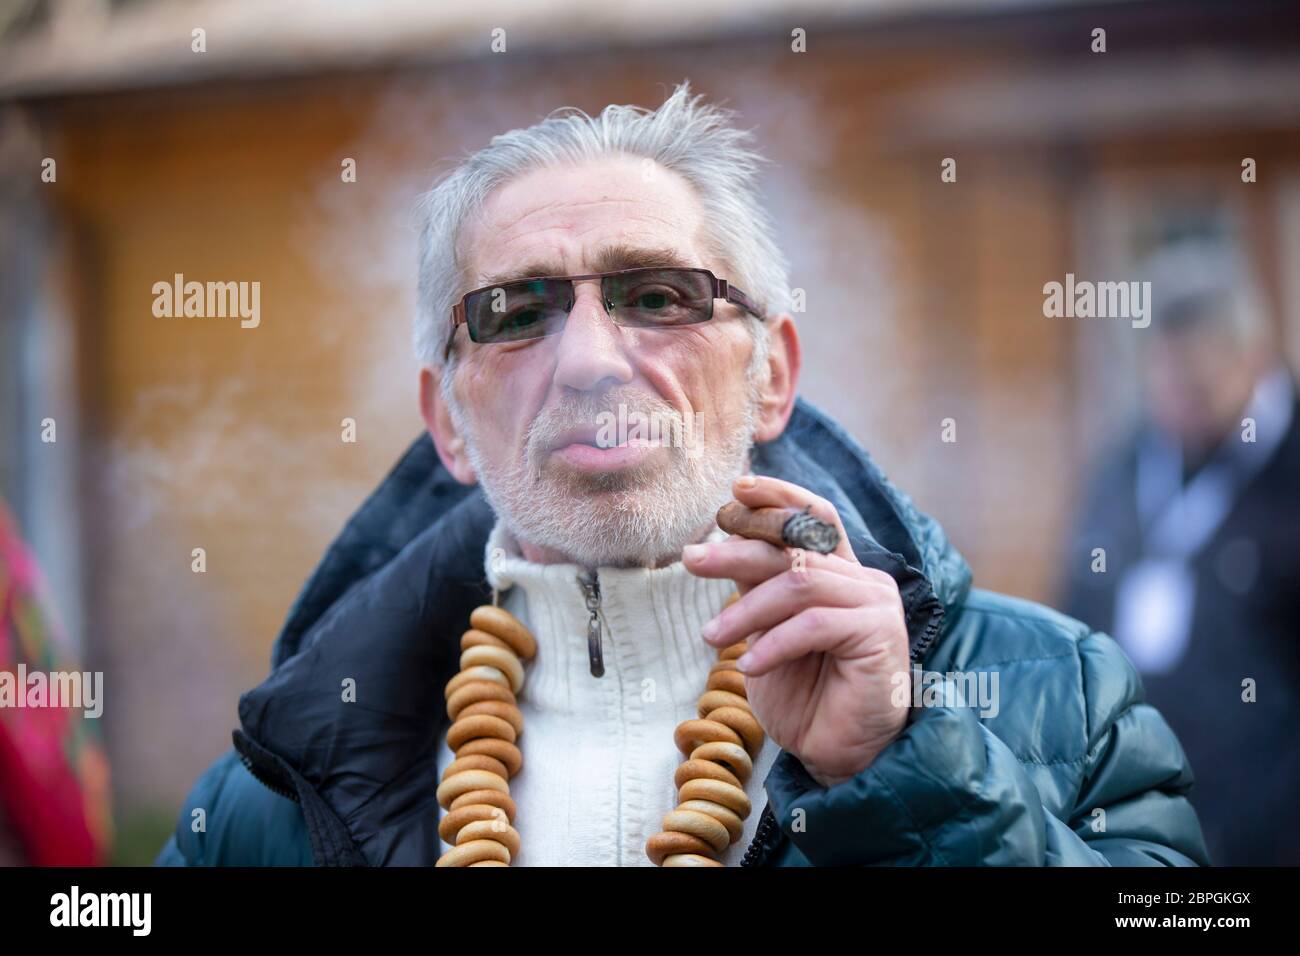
[30, 43, 1299, 811]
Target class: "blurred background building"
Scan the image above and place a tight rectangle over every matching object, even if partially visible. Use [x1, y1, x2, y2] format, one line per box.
[1, 0, 1297, 863]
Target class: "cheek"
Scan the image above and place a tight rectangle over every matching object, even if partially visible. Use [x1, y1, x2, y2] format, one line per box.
[639, 329, 752, 419]
[464, 355, 547, 455]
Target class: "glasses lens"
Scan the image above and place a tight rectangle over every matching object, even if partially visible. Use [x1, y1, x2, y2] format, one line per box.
[468, 279, 573, 343]
[603, 269, 713, 327]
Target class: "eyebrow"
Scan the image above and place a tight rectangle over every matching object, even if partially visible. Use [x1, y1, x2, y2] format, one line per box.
[477, 244, 694, 287]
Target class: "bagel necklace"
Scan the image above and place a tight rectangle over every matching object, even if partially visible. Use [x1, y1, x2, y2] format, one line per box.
[433, 500, 841, 867]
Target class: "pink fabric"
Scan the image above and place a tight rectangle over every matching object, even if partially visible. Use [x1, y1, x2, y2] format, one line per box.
[0, 501, 112, 865]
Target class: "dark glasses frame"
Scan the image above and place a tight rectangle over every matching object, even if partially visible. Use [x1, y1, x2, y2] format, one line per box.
[445, 266, 764, 360]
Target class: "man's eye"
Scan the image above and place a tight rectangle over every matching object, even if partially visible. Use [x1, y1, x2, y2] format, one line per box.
[631, 288, 678, 310]
[503, 309, 543, 329]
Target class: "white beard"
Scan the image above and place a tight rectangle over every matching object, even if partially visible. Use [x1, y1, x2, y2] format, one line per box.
[451, 344, 767, 568]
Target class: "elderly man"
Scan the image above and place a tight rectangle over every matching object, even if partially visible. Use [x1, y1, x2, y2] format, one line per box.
[158, 83, 1207, 867]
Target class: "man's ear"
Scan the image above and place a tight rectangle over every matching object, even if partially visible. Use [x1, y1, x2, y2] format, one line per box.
[419, 364, 478, 485]
[753, 313, 801, 443]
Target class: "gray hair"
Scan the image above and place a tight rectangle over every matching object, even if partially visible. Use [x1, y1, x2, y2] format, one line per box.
[1141, 238, 1270, 347]
[413, 80, 791, 371]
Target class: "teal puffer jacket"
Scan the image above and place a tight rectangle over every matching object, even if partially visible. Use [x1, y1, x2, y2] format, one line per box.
[156, 398, 1209, 867]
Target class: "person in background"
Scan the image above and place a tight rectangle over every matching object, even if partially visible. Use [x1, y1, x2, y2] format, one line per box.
[0, 498, 113, 865]
[1062, 239, 1300, 865]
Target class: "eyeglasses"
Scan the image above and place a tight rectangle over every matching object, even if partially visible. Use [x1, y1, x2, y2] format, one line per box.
[446, 266, 763, 360]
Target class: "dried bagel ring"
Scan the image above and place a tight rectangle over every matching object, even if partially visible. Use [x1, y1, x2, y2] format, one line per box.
[436, 769, 508, 810]
[441, 753, 509, 783]
[447, 681, 516, 721]
[689, 741, 753, 785]
[662, 853, 724, 867]
[456, 819, 522, 858]
[456, 738, 522, 777]
[445, 667, 509, 701]
[645, 830, 717, 866]
[673, 718, 742, 756]
[461, 628, 513, 653]
[470, 606, 537, 660]
[674, 758, 742, 791]
[449, 788, 516, 821]
[662, 809, 729, 853]
[446, 714, 517, 750]
[439, 803, 509, 844]
[696, 689, 749, 718]
[461, 645, 525, 693]
[706, 669, 746, 696]
[677, 798, 744, 844]
[719, 641, 749, 662]
[679, 778, 751, 818]
[436, 839, 510, 867]
[456, 700, 524, 736]
[704, 705, 764, 758]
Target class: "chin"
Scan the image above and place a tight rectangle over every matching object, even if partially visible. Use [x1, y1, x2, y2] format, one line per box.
[547, 467, 657, 497]
[528, 497, 704, 568]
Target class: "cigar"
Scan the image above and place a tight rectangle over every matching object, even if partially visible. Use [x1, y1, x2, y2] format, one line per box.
[716, 501, 841, 554]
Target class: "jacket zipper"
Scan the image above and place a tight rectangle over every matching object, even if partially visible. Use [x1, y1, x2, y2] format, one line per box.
[579, 571, 605, 678]
[740, 802, 778, 866]
[238, 748, 299, 803]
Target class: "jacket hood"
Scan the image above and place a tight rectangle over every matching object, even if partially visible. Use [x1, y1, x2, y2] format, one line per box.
[235, 395, 972, 865]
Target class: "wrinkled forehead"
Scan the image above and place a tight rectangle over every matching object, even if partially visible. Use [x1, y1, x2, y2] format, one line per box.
[458, 158, 713, 287]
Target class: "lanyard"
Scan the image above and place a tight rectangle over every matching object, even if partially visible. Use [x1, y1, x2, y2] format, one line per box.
[1135, 366, 1294, 561]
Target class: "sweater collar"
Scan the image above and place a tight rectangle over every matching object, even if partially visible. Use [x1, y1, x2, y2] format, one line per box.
[483, 519, 733, 703]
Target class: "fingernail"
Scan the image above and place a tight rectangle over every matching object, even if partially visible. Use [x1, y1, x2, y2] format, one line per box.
[736, 652, 754, 672]
[701, 618, 719, 641]
[736, 475, 756, 489]
[683, 543, 708, 562]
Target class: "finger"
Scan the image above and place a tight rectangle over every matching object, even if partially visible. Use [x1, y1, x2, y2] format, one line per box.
[730, 474, 856, 563]
[683, 536, 863, 588]
[735, 606, 865, 676]
[701, 567, 863, 650]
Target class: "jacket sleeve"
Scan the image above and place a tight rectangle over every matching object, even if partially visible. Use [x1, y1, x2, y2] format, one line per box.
[154, 749, 314, 866]
[763, 630, 1210, 866]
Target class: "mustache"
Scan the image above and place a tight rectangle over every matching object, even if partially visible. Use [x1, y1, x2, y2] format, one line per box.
[525, 391, 684, 462]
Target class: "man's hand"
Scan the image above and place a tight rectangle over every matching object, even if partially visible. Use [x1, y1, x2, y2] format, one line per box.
[683, 474, 911, 788]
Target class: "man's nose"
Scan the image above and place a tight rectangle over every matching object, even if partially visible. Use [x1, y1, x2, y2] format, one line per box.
[551, 279, 634, 392]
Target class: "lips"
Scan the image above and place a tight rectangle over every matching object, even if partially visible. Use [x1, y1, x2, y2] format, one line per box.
[549, 435, 660, 473]
[550, 424, 660, 452]
[549, 425, 606, 451]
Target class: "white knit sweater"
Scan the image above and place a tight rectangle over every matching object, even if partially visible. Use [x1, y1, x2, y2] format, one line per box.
[436, 519, 781, 866]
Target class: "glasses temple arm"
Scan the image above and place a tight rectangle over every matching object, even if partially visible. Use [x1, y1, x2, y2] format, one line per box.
[718, 279, 763, 319]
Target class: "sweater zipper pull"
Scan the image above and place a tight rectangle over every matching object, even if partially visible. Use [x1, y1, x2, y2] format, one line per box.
[579, 571, 604, 678]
